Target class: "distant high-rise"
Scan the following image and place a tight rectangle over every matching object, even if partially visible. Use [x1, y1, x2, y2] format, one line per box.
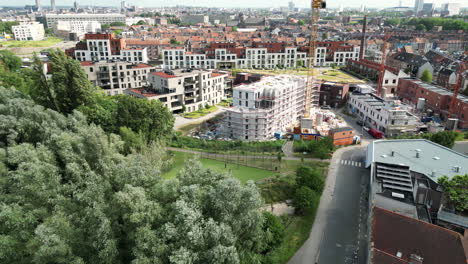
[73, 1, 78, 12]
[399, 0, 402, 7]
[50, 0, 55, 11]
[414, 0, 424, 14]
[121, 1, 126, 12]
[442, 3, 461, 16]
[35, 0, 41, 11]
[288, 1, 295, 11]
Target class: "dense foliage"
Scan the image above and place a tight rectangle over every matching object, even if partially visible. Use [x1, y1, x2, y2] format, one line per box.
[0, 21, 19, 35]
[0, 87, 276, 263]
[393, 131, 459, 148]
[293, 137, 334, 159]
[438, 175, 468, 212]
[170, 135, 284, 153]
[296, 166, 324, 193]
[406, 17, 468, 31]
[421, 69, 432, 83]
[0, 51, 35, 95]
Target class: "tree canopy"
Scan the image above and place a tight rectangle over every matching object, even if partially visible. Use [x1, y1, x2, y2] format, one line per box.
[421, 69, 432, 83]
[0, 86, 270, 263]
[438, 175, 468, 212]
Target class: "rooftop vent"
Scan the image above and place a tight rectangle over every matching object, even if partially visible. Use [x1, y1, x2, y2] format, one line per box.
[396, 251, 403, 258]
[433, 156, 440, 160]
[452, 166, 460, 173]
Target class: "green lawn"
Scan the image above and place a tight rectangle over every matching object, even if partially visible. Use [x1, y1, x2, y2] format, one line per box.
[233, 68, 365, 84]
[218, 98, 232, 107]
[0, 37, 63, 48]
[181, 105, 218, 119]
[163, 151, 276, 183]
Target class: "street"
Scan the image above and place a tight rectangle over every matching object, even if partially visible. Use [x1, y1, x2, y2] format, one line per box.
[289, 145, 370, 264]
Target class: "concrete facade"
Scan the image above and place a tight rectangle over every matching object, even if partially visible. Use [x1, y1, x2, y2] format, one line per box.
[80, 61, 155, 95]
[45, 13, 125, 28]
[222, 75, 306, 140]
[12, 22, 45, 41]
[125, 69, 229, 113]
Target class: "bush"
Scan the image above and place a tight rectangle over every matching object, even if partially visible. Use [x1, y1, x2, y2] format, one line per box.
[296, 166, 324, 193]
[293, 137, 334, 159]
[293, 186, 318, 215]
[262, 212, 285, 253]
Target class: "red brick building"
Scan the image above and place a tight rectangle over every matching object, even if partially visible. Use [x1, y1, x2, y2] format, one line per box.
[397, 78, 468, 128]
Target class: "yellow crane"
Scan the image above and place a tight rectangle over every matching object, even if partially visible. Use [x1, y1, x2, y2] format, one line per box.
[303, 0, 326, 118]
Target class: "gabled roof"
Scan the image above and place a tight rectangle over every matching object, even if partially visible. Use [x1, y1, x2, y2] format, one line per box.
[372, 207, 467, 264]
[151, 72, 177, 78]
[393, 52, 429, 67]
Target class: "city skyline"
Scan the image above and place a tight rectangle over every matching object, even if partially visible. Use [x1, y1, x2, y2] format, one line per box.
[3, 0, 467, 9]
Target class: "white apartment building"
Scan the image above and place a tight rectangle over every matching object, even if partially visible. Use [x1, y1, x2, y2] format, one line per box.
[125, 69, 229, 113]
[12, 22, 45, 41]
[45, 13, 125, 28]
[222, 75, 306, 140]
[80, 61, 155, 95]
[348, 92, 422, 136]
[162, 46, 359, 70]
[54, 20, 101, 39]
[125, 17, 155, 26]
[74, 38, 149, 63]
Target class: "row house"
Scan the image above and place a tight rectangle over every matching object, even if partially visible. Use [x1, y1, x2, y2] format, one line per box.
[387, 52, 434, 79]
[346, 59, 409, 97]
[162, 41, 360, 70]
[125, 69, 229, 114]
[70, 33, 149, 64]
[80, 61, 155, 96]
[397, 78, 468, 129]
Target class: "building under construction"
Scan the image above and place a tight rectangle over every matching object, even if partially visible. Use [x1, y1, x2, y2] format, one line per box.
[222, 75, 306, 140]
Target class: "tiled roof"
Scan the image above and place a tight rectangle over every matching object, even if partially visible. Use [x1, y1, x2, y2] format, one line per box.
[212, 72, 227, 77]
[132, 63, 153, 69]
[371, 249, 409, 264]
[372, 207, 467, 264]
[80, 61, 94, 66]
[151, 72, 177, 78]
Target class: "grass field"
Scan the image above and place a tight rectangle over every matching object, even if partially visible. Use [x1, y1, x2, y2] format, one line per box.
[233, 68, 365, 84]
[181, 105, 218, 119]
[0, 37, 63, 48]
[163, 151, 276, 183]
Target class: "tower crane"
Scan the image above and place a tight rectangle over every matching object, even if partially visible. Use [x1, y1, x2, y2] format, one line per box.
[303, 0, 326, 118]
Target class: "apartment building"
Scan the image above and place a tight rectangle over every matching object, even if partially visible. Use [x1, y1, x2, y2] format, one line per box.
[162, 41, 360, 70]
[348, 91, 422, 136]
[222, 75, 306, 140]
[80, 61, 155, 95]
[72, 33, 149, 63]
[397, 78, 468, 129]
[125, 69, 229, 113]
[53, 20, 101, 40]
[45, 13, 125, 28]
[12, 22, 45, 41]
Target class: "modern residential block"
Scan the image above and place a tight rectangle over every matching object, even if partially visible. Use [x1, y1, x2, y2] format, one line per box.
[80, 61, 155, 95]
[222, 75, 306, 140]
[125, 69, 229, 113]
[45, 13, 125, 28]
[12, 22, 45, 41]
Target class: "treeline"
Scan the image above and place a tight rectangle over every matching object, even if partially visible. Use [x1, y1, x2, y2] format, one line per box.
[385, 17, 468, 31]
[0, 49, 174, 154]
[392, 131, 462, 148]
[170, 135, 284, 154]
[0, 21, 19, 35]
[293, 137, 335, 159]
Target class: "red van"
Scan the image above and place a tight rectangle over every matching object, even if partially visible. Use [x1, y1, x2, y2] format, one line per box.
[368, 128, 383, 139]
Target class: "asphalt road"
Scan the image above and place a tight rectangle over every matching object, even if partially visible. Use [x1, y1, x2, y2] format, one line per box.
[317, 147, 369, 264]
[288, 146, 369, 264]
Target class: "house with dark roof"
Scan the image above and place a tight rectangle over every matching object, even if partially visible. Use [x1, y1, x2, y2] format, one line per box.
[370, 207, 467, 264]
[387, 52, 434, 79]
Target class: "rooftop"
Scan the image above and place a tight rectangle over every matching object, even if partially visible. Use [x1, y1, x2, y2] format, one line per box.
[372, 207, 467, 264]
[368, 139, 468, 183]
[403, 78, 468, 103]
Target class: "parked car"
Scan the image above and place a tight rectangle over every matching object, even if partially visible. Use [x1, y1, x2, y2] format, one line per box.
[320, 105, 331, 110]
[368, 128, 384, 139]
[356, 120, 364, 126]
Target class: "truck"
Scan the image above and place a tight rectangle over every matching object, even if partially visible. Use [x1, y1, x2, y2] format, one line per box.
[367, 128, 383, 139]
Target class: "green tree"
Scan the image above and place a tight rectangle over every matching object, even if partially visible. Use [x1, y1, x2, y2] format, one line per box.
[438, 175, 468, 212]
[119, 126, 146, 154]
[0, 50, 22, 71]
[262, 212, 285, 252]
[293, 186, 318, 215]
[114, 95, 174, 142]
[429, 131, 457, 148]
[298, 20, 305, 26]
[415, 23, 427, 31]
[232, 26, 238, 32]
[101, 24, 110, 30]
[170, 38, 181, 45]
[113, 29, 123, 35]
[30, 49, 96, 113]
[136, 20, 147, 25]
[421, 69, 432, 83]
[296, 166, 324, 192]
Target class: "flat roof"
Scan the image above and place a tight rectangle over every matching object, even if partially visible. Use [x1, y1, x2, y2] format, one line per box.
[369, 139, 468, 183]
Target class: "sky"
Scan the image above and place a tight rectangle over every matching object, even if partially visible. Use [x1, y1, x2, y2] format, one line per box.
[2, 0, 466, 9]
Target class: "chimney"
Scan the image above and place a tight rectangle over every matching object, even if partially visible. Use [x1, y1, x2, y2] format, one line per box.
[390, 150, 394, 156]
[359, 15, 367, 60]
[409, 254, 423, 264]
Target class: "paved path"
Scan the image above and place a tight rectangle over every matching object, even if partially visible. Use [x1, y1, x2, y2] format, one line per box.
[174, 107, 227, 130]
[167, 147, 331, 162]
[282, 141, 294, 157]
[288, 144, 369, 264]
